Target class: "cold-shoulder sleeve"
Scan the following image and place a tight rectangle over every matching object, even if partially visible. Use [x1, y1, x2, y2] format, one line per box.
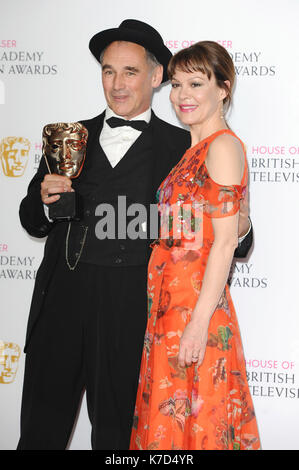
[194, 163, 246, 218]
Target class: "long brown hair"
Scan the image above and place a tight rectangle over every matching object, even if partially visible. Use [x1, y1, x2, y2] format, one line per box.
[168, 41, 235, 109]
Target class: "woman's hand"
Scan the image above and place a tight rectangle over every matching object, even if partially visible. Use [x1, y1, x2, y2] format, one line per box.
[178, 317, 210, 368]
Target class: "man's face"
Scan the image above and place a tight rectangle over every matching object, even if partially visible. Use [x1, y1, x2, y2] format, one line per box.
[101, 41, 163, 120]
[0, 137, 30, 177]
[43, 127, 87, 178]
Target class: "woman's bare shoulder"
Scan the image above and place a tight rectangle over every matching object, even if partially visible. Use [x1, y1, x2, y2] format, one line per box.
[206, 132, 244, 185]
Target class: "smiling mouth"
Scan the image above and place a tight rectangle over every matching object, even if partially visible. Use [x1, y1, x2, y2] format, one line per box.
[179, 105, 198, 112]
[112, 95, 129, 101]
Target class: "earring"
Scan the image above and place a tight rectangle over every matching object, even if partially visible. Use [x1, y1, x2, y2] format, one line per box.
[220, 103, 224, 120]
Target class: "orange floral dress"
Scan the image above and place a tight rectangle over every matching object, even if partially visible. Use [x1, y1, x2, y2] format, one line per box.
[129, 129, 261, 451]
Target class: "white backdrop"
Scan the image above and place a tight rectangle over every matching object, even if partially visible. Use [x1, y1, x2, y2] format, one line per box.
[1, 0, 298, 450]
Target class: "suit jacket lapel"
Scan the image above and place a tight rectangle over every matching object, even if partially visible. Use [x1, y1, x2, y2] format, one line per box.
[150, 111, 181, 198]
[79, 112, 105, 170]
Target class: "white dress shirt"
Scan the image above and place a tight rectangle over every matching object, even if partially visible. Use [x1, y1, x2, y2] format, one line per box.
[100, 107, 152, 167]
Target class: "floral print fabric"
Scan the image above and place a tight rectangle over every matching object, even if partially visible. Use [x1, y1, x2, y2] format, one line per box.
[130, 129, 260, 450]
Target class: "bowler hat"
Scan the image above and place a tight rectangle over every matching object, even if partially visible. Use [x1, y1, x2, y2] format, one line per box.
[89, 19, 172, 83]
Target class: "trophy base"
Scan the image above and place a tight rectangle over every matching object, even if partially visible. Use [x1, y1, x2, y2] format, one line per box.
[48, 191, 83, 221]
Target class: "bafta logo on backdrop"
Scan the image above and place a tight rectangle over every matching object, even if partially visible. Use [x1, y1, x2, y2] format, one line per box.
[0, 136, 30, 177]
[0, 341, 21, 384]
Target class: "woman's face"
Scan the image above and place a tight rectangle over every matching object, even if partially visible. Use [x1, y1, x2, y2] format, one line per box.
[170, 68, 228, 128]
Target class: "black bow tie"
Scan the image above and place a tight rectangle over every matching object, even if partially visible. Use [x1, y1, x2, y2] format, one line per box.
[106, 116, 148, 132]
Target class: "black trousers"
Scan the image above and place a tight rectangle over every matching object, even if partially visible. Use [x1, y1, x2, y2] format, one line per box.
[17, 254, 148, 450]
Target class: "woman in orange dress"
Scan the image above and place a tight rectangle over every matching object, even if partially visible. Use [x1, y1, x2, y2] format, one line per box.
[130, 41, 261, 450]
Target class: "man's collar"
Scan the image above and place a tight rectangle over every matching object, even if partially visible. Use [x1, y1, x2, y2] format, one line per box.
[104, 107, 152, 124]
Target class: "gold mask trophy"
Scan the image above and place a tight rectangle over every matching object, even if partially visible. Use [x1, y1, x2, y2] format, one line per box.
[42, 122, 88, 220]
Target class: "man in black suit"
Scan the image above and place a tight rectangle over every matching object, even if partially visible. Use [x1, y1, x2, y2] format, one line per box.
[17, 20, 252, 450]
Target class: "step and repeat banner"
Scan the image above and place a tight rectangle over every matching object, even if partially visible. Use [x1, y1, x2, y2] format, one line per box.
[1, 0, 298, 450]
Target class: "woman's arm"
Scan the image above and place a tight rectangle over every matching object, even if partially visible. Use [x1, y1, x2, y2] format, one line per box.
[178, 213, 238, 367]
[178, 133, 244, 368]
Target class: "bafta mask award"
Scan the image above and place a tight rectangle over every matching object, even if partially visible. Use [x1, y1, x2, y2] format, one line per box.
[42, 122, 88, 220]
